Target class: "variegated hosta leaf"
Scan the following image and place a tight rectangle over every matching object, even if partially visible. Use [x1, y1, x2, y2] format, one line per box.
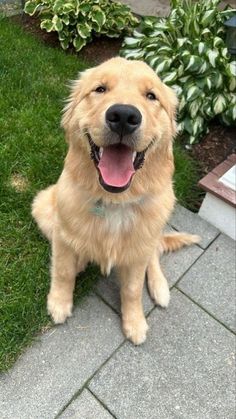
[123, 37, 140, 47]
[73, 36, 87, 52]
[192, 116, 204, 136]
[189, 99, 201, 118]
[77, 23, 91, 39]
[177, 37, 188, 48]
[123, 49, 144, 59]
[229, 78, 236, 92]
[24, 0, 41, 16]
[154, 59, 172, 74]
[201, 10, 215, 28]
[184, 55, 205, 73]
[186, 85, 201, 102]
[206, 49, 218, 67]
[40, 19, 54, 32]
[228, 61, 236, 77]
[212, 94, 227, 115]
[52, 15, 63, 32]
[198, 42, 206, 55]
[233, 105, 236, 121]
[172, 84, 183, 97]
[178, 96, 186, 112]
[162, 70, 178, 84]
[214, 37, 224, 48]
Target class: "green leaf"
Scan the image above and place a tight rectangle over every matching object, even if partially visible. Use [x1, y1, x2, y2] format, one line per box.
[155, 59, 172, 74]
[206, 49, 218, 67]
[228, 61, 236, 77]
[40, 19, 54, 32]
[201, 10, 215, 27]
[213, 36, 224, 48]
[52, 15, 63, 32]
[212, 94, 227, 115]
[53, 0, 65, 14]
[91, 8, 106, 27]
[124, 37, 140, 47]
[162, 71, 178, 84]
[192, 116, 204, 136]
[77, 23, 91, 39]
[60, 39, 70, 50]
[172, 84, 183, 96]
[177, 37, 188, 48]
[24, 0, 41, 16]
[73, 36, 87, 52]
[198, 42, 206, 55]
[229, 78, 236, 92]
[184, 55, 204, 72]
[79, 2, 91, 16]
[186, 85, 201, 102]
[188, 99, 201, 118]
[178, 96, 186, 113]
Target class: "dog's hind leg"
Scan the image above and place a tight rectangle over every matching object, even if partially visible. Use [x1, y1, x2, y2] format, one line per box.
[31, 185, 57, 242]
[147, 250, 170, 308]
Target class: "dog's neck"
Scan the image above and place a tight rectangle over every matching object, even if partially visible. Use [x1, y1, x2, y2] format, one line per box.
[90, 195, 147, 218]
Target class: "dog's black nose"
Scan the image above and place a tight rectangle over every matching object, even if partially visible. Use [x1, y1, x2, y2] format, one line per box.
[106, 104, 142, 136]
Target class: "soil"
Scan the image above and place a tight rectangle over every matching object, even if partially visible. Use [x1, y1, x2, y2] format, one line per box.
[10, 14, 236, 181]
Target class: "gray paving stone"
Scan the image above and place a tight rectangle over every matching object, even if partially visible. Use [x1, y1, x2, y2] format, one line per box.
[60, 389, 113, 419]
[95, 270, 154, 316]
[178, 234, 236, 332]
[0, 295, 124, 419]
[89, 289, 235, 419]
[169, 204, 219, 249]
[161, 242, 203, 287]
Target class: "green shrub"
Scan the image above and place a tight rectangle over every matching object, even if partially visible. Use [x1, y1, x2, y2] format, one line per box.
[121, 0, 236, 144]
[24, 0, 139, 52]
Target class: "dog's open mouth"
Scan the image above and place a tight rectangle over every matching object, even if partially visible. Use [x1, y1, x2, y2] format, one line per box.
[88, 135, 145, 193]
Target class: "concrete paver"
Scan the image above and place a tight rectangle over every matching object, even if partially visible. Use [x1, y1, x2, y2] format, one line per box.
[178, 233, 236, 332]
[89, 289, 236, 419]
[0, 295, 124, 419]
[59, 389, 113, 419]
[169, 204, 219, 249]
[95, 270, 154, 316]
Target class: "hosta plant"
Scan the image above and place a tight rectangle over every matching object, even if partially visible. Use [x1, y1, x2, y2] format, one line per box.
[121, 0, 236, 144]
[24, 0, 139, 52]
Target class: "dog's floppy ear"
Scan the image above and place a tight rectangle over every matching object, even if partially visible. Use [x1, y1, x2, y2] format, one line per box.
[61, 78, 81, 133]
[159, 84, 179, 138]
[61, 68, 94, 138]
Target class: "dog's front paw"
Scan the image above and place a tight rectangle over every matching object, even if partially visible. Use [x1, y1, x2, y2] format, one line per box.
[148, 279, 170, 308]
[47, 293, 73, 324]
[123, 317, 149, 345]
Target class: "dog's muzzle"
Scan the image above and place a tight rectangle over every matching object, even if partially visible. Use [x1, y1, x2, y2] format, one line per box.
[105, 104, 142, 136]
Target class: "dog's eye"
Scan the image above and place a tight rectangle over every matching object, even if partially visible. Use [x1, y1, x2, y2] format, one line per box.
[146, 92, 157, 101]
[95, 86, 106, 93]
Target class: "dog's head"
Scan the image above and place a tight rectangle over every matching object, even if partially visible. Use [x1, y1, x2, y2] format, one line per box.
[62, 57, 178, 194]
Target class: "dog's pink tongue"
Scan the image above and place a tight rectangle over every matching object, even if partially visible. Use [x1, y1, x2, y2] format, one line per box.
[98, 144, 135, 187]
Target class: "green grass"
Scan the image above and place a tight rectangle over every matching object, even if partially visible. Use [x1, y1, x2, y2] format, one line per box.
[0, 17, 201, 372]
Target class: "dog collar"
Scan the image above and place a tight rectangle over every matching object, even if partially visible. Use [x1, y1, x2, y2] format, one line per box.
[90, 196, 147, 218]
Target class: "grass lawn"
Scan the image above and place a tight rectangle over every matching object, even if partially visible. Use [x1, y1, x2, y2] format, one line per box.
[0, 16, 201, 372]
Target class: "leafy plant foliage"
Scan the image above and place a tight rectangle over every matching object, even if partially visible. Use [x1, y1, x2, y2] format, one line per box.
[24, 0, 139, 52]
[121, 0, 236, 144]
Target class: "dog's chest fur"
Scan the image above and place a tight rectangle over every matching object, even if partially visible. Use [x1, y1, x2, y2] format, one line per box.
[90, 199, 138, 233]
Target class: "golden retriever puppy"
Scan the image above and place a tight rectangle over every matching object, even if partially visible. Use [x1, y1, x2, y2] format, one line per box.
[32, 57, 199, 345]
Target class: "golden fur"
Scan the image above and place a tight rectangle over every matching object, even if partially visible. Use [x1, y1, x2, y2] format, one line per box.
[32, 57, 199, 344]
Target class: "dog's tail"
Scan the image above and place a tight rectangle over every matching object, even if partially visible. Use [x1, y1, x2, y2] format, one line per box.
[160, 232, 200, 253]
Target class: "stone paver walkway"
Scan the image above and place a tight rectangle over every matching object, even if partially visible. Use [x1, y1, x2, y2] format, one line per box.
[0, 204, 235, 419]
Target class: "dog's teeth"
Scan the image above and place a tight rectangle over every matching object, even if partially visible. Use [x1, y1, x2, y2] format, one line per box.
[132, 152, 137, 163]
[99, 148, 103, 158]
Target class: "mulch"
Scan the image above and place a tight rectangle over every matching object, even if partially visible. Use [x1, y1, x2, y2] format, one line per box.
[10, 14, 236, 181]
